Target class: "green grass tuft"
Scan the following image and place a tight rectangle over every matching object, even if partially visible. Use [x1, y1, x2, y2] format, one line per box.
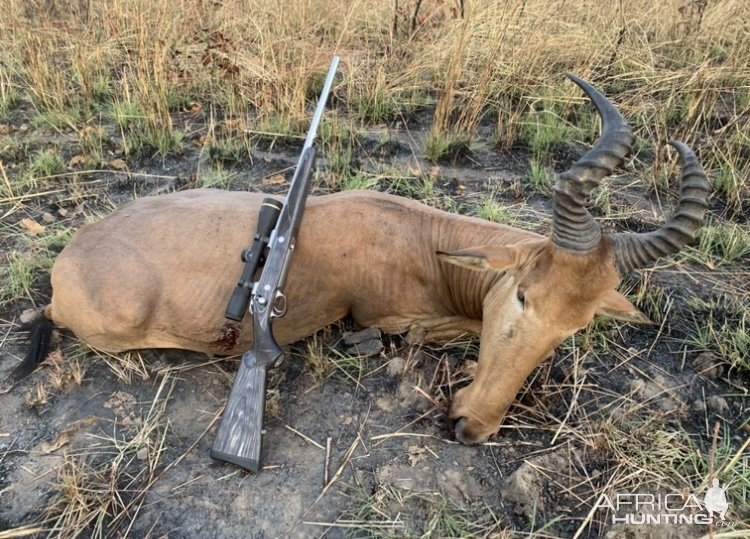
[684, 297, 750, 374]
[29, 148, 65, 178]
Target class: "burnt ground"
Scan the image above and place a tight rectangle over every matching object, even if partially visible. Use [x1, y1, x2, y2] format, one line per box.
[0, 105, 749, 538]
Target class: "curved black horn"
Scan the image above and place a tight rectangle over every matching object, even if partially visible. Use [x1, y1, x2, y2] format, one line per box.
[551, 75, 634, 253]
[611, 141, 710, 275]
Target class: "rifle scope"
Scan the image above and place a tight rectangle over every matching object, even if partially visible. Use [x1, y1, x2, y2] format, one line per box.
[224, 198, 283, 322]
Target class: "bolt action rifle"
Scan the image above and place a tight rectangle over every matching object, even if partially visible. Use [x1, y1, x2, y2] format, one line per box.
[210, 56, 340, 472]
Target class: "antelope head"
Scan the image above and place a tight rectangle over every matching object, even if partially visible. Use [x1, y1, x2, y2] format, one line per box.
[441, 75, 710, 444]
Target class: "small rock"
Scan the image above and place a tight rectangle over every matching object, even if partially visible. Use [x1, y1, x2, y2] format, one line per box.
[387, 357, 406, 376]
[692, 352, 722, 380]
[57, 207, 69, 218]
[501, 449, 572, 519]
[501, 462, 542, 518]
[692, 399, 706, 412]
[345, 338, 383, 357]
[136, 447, 149, 461]
[343, 327, 382, 345]
[707, 395, 729, 413]
[19, 308, 41, 324]
[41, 212, 56, 224]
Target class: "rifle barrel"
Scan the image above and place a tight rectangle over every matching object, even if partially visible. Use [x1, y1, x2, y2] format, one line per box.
[303, 56, 340, 152]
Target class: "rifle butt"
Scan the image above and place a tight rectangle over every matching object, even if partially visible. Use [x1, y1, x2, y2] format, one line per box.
[210, 352, 268, 472]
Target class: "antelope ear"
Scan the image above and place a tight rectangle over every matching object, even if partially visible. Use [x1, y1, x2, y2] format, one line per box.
[596, 290, 653, 325]
[436, 246, 519, 271]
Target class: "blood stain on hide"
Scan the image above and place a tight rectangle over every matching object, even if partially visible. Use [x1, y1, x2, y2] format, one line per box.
[216, 323, 240, 351]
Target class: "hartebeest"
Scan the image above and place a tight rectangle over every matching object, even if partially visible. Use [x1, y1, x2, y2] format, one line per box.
[16, 76, 709, 444]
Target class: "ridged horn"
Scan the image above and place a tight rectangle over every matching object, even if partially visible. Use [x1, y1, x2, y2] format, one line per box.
[551, 74, 634, 253]
[611, 141, 710, 275]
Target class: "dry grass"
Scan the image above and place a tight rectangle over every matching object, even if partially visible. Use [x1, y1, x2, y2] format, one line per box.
[37, 375, 174, 538]
[0, 1, 747, 181]
[1, 0, 749, 210]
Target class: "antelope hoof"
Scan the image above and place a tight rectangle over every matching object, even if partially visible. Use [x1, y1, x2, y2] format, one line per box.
[453, 417, 485, 446]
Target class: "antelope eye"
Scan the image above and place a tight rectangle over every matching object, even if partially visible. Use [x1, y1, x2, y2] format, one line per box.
[516, 288, 526, 308]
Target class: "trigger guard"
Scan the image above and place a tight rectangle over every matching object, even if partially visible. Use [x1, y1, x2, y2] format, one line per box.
[271, 293, 287, 318]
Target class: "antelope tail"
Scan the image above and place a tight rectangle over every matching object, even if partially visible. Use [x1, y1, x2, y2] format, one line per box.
[11, 312, 54, 382]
